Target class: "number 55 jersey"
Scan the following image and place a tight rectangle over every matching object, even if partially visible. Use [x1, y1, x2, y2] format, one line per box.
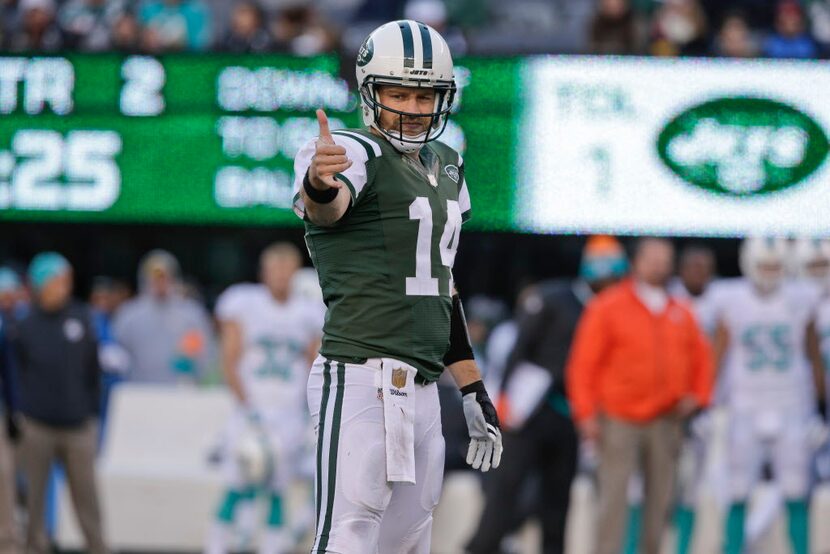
[293, 128, 470, 382]
[717, 278, 816, 413]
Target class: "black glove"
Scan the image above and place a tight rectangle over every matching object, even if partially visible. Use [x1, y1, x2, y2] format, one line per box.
[460, 380, 503, 472]
[5, 413, 20, 444]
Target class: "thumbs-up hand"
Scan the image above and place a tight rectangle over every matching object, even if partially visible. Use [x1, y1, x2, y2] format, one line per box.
[309, 109, 352, 191]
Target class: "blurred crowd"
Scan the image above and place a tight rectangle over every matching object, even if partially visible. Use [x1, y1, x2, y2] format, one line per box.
[0, 235, 829, 551]
[451, 236, 830, 553]
[2, 0, 830, 59]
[0, 245, 326, 552]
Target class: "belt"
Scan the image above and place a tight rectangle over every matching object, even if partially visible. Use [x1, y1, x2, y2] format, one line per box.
[326, 356, 433, 386]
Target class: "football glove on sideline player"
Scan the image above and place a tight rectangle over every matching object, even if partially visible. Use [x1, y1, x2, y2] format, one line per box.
[461, 380, 503, 472]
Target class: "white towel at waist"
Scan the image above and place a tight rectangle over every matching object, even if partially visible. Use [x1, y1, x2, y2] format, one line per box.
[380, 358, 417, 484]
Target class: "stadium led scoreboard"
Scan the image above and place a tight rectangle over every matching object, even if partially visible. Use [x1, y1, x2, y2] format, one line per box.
[0, 54, 514, 230]
[1, 54, 829, 236]
[0, 54, 359, 225]
[516, 57, 830, 237]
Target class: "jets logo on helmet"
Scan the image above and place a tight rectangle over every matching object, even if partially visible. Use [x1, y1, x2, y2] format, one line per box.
[357, 37, 374, 67]
[356, 19, 457, 154]
[739, 236, 790, 293]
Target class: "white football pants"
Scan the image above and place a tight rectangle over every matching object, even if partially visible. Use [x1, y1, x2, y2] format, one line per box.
[307, 356, 445, 554]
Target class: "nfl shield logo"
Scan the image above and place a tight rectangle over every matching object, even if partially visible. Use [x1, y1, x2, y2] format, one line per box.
[391, 368, 407, 389]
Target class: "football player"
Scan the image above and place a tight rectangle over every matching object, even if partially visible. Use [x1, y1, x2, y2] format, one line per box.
[793, 237, 830, 419]
[205, 243, 322, 554]
[292, 20, 502, 553]
[713, 237, 823, 554]
[667, 244, 721, 549]
[669, 244, 719, 336]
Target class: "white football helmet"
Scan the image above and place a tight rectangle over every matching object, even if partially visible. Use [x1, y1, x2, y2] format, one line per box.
[355, 20, 456, 154]
[739, 237, 789, 293]
[792, 237, 830, 291]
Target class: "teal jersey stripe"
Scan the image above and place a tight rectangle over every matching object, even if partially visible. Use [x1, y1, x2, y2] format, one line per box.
[331, 130, 378, 160]
[317, 361, 345, 553]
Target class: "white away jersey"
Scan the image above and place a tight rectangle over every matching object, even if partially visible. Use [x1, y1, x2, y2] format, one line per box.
[716, 279, 815, 411]
[215, 284, 322, 407]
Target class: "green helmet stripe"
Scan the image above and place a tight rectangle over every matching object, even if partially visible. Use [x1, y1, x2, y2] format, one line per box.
[417, 23, 432, 69]
[398, 21, 415, 68]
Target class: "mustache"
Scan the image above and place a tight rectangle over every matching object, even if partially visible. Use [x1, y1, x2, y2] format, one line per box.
[396, 117, 428, 125]
[391, 116, 432, 131]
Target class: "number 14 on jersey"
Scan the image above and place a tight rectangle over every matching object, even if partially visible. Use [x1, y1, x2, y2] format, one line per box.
[406, 197, 461, 297]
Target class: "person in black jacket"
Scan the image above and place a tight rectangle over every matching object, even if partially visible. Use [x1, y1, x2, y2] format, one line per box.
[10, 252, 108, 554]
[466, 236, 628, 554]
[0, 266, 22, 554]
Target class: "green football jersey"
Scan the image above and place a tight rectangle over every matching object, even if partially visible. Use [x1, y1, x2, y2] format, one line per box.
[293, 128, 471, 382]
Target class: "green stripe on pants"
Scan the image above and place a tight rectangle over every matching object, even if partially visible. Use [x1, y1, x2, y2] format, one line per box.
[317, 361, 345, 553]
[315, 359, 332, 544]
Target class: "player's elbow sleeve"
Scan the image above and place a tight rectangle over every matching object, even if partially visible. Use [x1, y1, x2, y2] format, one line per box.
[443, 294, 474, 366]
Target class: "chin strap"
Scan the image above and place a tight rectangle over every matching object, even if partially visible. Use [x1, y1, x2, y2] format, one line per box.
[372, 124, 425, 154]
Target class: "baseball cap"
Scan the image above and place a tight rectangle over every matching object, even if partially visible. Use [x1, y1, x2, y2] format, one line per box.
[579, 236, 628, 283]
[28, 252, 70, 291]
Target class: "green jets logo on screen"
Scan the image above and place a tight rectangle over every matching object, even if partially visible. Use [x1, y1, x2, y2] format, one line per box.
[357, 38, 374, 67]
[657, 97, 830, 196]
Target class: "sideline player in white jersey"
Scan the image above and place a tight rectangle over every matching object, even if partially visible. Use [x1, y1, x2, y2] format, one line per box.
[713, 237, 824, 554]
[792, 238, 830, 552]
[794, 237, 830, 420]
[667, 244, 721, 549]
[205, 243, 322, 554]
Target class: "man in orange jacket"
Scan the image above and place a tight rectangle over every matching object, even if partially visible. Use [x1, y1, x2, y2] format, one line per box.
[566, 237, 714, 554]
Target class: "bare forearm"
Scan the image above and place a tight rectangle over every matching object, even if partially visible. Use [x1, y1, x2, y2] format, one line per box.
[447, 359, 484, 389]
[815, 366, 827, 403]
[807, 321, 827, 402]
[306, 338, 321, 367]
[221, 343, 245, 404]
[713, 320, 730, 374]
[220, 322, 246, 405]
[223, 362, 246, 404]
[302, 186, 351, 227]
